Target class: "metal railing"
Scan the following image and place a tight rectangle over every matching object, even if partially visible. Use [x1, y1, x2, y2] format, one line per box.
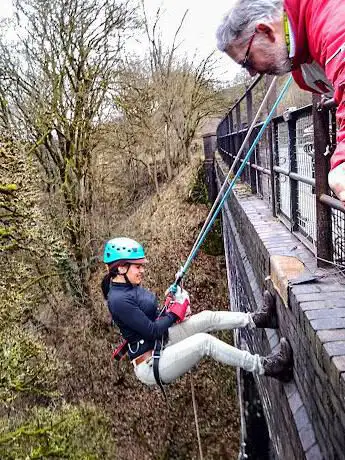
[217, 76, 345, 267]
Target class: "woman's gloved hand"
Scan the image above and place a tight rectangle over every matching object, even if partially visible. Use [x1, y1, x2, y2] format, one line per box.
[166, 286, 191, 322]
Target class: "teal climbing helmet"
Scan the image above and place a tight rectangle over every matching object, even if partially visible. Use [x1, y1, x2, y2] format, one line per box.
[103, 237, 147, 265]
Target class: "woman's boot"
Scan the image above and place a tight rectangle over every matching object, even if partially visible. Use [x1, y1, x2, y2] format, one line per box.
[252, 290, 278, 329]
[261, 337, 293, 382]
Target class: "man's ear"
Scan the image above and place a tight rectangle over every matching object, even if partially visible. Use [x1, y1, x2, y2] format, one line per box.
[256, 23, 276, 42]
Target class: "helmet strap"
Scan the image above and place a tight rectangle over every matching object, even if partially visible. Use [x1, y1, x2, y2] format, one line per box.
[124, 273, 132, 286]
[119, 264, 132, 286]
[108, 262, 133, 285]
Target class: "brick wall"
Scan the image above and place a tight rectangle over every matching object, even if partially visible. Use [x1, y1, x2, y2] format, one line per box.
[215, 159, 345, 460]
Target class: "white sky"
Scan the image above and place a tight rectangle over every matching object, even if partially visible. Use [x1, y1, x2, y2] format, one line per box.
[0, 0, 240, 82]
[143, 0, 239, 82]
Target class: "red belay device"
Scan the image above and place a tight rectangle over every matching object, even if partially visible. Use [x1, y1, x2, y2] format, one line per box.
[112, 339, 129, 361]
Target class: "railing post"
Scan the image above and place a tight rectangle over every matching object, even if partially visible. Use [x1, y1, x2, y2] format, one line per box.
[266, 75, 277, 216]
[246, 89, 257, 194]
[229, 112, 234, 164]
[288, 114, 298, 231]
[235, 103, 241, 175]
[203, 132, 217, 203]
[268, 124, 276, 216]
[312, 94, 333, 266]
[273, 120, 280, 215]
[225, 114, 229, 159]
[236, 103, 241, 135]
[246, 89, 253, 124]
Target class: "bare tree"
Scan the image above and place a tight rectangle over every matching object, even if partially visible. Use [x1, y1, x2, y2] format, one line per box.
[142, 4, 188, 181]
[0, 0, 138, 303]
[110, 4, 225, 193]
[169, 54, 223, 164]
[143, 4, 226, 165]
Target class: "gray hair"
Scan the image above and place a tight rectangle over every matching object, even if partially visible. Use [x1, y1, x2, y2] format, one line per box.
[216, 0, 283, 51]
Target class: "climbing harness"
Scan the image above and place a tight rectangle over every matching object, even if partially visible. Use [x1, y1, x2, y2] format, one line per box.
[153, 338, 168, 402]
[150, 293, 177, 402]
[112, 339, 144, 361]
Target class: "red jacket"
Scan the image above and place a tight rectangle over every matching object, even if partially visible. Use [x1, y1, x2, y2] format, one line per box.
[284, 0, 345, 169]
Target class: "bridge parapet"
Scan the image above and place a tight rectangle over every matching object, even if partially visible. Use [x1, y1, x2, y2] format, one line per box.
[215, 157, 345, 459]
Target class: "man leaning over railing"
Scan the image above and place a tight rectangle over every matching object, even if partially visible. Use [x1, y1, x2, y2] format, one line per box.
[216, 0, 345, 203]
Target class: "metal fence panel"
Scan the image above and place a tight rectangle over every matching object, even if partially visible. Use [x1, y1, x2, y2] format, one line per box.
[295, 114, 316, 245]
[276, 121, 291, 219]
[216, 82, 345, 267]
[332, 209, 345, 265]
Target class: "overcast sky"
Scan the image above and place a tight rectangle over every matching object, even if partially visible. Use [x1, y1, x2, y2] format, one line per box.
[0, 0, 240, 82]
[143, 0, 239, 81]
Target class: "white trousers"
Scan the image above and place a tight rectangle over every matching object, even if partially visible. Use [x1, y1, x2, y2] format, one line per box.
[134, 310, 264, 386]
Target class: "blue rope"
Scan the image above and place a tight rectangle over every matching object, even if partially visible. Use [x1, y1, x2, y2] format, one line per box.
[171, 75, 293, 292]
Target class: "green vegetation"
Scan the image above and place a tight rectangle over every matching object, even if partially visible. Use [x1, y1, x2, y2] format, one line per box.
[0, 327, 60, 402]
[188, 163, 224, 256]
[0, 138, 118, 458]
[0, 406, 116, 459]
[188, 163, 209, 206]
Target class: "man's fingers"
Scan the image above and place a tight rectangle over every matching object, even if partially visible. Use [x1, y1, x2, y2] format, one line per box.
[328, 164, 345, 202]
[338, 190, 345, 202]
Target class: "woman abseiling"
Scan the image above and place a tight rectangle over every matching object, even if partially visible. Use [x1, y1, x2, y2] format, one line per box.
[102, 237, 293, 386]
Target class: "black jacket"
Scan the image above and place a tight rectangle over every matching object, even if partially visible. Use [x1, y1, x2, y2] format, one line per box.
[107, 282, 176, 359]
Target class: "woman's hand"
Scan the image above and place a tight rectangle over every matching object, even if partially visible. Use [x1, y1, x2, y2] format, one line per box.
[166, 286, 191, 322]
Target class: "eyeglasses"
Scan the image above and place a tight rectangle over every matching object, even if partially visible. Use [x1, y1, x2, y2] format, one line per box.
[241, 32, 256, 69]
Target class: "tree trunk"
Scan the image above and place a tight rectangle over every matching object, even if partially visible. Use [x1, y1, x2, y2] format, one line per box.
[153, 155, 159, 195]
[164, 123, 173, 181]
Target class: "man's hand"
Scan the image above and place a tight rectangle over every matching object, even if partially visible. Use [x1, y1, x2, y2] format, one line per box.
[329, 163, 345, 202]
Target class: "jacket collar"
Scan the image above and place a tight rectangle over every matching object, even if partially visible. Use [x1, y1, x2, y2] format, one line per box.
[284, 11, 295, 59]
[284, 0, 312, 67]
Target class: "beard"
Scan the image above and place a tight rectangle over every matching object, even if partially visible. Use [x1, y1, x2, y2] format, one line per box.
[264, 42, 291, 75]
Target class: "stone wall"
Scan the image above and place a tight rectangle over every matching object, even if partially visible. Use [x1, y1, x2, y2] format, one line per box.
[215, 158, 345, 460]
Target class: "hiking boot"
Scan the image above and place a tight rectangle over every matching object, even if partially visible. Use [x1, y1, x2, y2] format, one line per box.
[252, 290, 278, 329]
[261, 338, 293, 382]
